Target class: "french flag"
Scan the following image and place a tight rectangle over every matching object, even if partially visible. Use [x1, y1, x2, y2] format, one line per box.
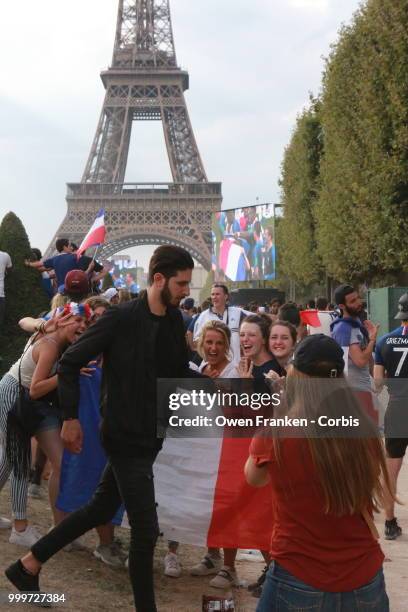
[151, 436, 273, 549]
[77, 209, 106, 258]
[300, 310, 322, 328]
[219, 239, 246, 282]
[300, 310, 338, 337]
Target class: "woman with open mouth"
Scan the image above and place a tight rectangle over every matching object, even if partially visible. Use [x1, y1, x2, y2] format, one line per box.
[0, 303, 91, 548]
[194, 319, 238, 379]
[238, 314, 284, 381]
[267, 320, 297, 377]
[189, 319, 273, 591]
[168, 321, 240, 582]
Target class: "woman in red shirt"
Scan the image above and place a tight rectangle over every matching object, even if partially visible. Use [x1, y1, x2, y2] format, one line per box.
[245, 334, 391, 611]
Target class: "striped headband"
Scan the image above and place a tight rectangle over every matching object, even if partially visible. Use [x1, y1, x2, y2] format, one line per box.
[62, 302, 92, 320]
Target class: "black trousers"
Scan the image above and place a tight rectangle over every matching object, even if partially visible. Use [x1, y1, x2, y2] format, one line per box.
[31, 450, 160, 612]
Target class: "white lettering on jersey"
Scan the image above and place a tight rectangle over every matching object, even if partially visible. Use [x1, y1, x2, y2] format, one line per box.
[386, 337, 408, 345]
[393, 347, 408, 377]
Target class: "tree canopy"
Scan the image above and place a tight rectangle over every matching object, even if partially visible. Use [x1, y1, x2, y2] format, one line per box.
[280, 0, 408, 288]
[279, 97, 323, 286]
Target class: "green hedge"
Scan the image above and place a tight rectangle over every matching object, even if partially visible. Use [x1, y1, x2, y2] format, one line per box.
[0, 212, 49, 373]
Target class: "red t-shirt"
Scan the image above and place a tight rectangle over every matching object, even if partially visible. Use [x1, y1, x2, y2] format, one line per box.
[250, 436, 384, 592]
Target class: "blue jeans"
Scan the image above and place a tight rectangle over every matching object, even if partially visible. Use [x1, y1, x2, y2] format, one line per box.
[256, 561, 389, 612]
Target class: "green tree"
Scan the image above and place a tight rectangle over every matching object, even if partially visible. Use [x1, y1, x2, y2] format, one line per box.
[279, 97, 324, 287]
[315, 0, 408, 282]
[0, 212, 49, 373]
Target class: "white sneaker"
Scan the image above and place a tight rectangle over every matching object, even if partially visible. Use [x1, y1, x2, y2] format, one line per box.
[164, 552, 181, 578]
[28, 484, 43, 499]
[63, 536, 86, 552]
[94, 543, 127, 568]
[191, 553, 223, 576]
[9, 525, 42, 548]
[209, 566, 239, 589]
[0, 517, 12, 529]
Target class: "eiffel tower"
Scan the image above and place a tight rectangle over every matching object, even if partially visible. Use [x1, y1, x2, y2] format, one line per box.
[46, 0, 221, 269]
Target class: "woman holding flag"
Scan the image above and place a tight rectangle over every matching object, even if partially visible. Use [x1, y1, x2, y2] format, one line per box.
[187, 319, 275, 589]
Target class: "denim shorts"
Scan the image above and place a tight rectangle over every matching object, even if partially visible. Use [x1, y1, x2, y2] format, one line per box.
[256, 561, 389, 612]
[33, 404, 62, 434]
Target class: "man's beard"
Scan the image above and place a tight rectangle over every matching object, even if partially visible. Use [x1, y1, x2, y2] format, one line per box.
[160, 280, 178, 308]
[346, 304, 362, 317]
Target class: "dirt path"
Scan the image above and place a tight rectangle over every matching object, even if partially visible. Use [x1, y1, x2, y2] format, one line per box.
[0, 460, 407, 611]
[0, 483, 261, 611]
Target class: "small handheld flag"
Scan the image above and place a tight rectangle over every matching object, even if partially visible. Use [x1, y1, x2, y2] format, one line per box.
[77, 209, 106, 258]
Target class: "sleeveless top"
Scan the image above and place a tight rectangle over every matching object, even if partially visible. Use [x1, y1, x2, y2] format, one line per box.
[8, 336, 59, 389]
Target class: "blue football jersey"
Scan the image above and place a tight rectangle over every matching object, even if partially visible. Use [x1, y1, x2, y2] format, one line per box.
[375, 326, 408, 399]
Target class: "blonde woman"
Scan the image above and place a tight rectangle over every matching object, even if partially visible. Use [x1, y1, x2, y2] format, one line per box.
[165, 321, 239, 578]
[190, 321, 244, 588]
[194, 320, 238, 378]
[118, 288, 132, 304]
[50, 293, 69, 311]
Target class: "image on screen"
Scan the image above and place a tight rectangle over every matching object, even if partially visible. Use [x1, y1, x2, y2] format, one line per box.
[212, 204, 276, 282]
[109, 259, 140, 293]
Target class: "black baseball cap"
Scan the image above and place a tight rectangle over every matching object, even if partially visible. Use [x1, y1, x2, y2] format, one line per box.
[334, 284, 355, 306]
[293, 334, 345, 377]
[395, 293, 408, 320]
[183, 298, 195, 310]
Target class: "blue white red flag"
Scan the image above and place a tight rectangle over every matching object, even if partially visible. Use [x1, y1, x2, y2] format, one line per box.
[122, 436, 273, 550]
[77, 209, 106, 258]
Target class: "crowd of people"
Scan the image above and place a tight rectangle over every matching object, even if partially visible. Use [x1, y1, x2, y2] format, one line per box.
[0, 240, 405, 611]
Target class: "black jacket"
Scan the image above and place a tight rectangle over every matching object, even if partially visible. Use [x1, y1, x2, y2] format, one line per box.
[58, 292, 191, 455]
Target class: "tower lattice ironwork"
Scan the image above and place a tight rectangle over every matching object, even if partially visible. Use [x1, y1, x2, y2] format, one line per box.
[46, 0, 221, 268]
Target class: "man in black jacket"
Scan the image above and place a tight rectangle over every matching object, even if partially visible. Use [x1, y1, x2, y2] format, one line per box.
[6, 245, 195, 612]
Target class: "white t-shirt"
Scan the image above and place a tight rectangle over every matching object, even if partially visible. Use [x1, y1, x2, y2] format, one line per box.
[198, 360, 239, 378]
[193, 307, 250, 365]
[0, 251, 12, 298]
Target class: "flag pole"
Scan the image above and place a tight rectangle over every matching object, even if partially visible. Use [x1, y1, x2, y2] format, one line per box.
[92, 244, 100, 263]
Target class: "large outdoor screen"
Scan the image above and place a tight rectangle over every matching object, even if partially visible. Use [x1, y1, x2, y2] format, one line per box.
[212, 204, 276, 282]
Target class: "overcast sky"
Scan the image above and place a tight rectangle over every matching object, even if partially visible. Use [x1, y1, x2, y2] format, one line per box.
[0, 0, 360, 268]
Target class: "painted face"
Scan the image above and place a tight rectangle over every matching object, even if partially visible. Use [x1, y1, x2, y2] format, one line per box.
[344, 291, 363, 316]
[210, 287, 227, 310]
[240, 322, 265, 360]
[161, 269, 192, 307]
[202, 329, 227, 367]
[269, 325, 295, 361]
[63, 315, 88, 343]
